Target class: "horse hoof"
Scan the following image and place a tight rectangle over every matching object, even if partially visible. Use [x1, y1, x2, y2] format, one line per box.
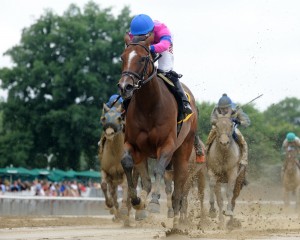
[167, 208, 174, 218]
[227, 218, 241, 230]
[223, 210, 234, 216]
[209, 209, 217, 218]
[173, 215, 180, 228]
[119, 207, 129, 218]
[147, 201, 160, 213]
[123, 217, 130, 227]
[135, 209, 148, 221]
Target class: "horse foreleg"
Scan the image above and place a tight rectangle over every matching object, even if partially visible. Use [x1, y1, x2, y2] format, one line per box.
[231, 168, 246, 211]
[208, 171, 217, 218]
[215, 182, 225, 227]
[109, 183, 119, 221]
[101, 171, 113, 209]
[121, 151, 140, 208]
[120, 174, 131, 226]
[224, 170, 238, 216]
[197, 167, 206, 218]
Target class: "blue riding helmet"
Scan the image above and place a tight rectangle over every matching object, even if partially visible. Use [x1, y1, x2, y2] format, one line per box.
[106, 94, 123, 108]
[218, 93, 232, 108]
[130, 14, 154, 35]
[286, 132, 296, 142]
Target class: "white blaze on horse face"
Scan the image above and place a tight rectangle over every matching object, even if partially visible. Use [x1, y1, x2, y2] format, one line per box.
[128, 50, 137, 68]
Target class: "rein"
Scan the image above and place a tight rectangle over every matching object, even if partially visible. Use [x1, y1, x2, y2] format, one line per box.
[121, 43, 157, 91]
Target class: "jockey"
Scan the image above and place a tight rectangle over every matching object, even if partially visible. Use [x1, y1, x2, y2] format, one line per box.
[282, 132, 300, 156]
[206, 93, 251, 168]
[129, 14, 192, 114]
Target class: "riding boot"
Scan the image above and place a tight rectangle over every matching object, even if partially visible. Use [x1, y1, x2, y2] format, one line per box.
[205, 126, 217, 153]
[165, 70, 193, 114]
[194, 135, 205, 163]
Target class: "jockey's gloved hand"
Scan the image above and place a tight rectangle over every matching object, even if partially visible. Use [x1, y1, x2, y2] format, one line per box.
[232, 118, 241, 125]
[150, 52, 161, 62]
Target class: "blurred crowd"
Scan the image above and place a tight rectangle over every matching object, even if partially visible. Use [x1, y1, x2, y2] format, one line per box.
[0, 178, 100, 197]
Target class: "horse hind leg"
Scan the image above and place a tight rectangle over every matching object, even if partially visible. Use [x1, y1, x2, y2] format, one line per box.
[164, 169, 174, 218]
[134, 160, 151, 221]
[119, 175, 131, 226]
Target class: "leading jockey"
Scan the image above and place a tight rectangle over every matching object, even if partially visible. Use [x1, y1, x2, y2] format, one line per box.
[206, 94, 251, 181]
[129, 14, 192, 115]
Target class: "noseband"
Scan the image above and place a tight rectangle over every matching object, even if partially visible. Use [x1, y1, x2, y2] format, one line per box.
[121, 43, 157, 91]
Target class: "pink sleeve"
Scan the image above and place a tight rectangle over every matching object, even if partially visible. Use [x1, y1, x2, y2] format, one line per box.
[152, 39, 171, 53]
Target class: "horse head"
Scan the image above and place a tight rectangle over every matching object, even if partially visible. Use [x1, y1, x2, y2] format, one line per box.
[100, 104, 124, 140]
[215, 112, 234, 149]
[118, 33, 156, 99]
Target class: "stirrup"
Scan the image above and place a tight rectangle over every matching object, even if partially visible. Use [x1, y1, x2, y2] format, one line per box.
[183, 102, 192, 114]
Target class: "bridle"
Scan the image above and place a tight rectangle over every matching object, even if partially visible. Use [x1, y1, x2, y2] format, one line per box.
[216, 115, 234, 140]
[121, 42, 157, 92]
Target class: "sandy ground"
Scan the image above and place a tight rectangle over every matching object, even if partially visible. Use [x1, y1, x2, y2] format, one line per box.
[1, 182, 300, 240]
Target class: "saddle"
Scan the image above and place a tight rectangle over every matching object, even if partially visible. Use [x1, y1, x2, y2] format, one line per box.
[157, 73, 192, 123]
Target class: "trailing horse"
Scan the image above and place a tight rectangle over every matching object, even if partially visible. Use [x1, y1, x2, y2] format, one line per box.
[281, 146, 300, 210]
[118, 34, 198, 228]
[98, 104, 130, 225]
[206, 112, 245, 228]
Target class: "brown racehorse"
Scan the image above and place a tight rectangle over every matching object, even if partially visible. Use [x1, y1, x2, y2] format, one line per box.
[118, 33, 198, 227]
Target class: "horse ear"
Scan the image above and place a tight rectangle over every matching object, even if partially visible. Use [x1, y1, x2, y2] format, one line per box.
[145, 33, 154, 46]
[103, 103, 110, 113]
[124, 33, 131, 46]
[116, 104, 123, 113]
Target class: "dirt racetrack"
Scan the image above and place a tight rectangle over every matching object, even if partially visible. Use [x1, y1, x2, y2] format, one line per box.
[1, 182, 300, 240]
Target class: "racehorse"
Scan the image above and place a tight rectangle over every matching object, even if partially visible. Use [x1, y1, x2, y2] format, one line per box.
[282, 146, 300, 209]
[118, 33, 198, 227]
[98, 103, 130, 225]
[206, 112, 245, 228]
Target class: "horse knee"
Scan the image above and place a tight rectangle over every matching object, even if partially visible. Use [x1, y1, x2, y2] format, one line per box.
[121, 152, 133, 171]
[101, 182, 108, 192]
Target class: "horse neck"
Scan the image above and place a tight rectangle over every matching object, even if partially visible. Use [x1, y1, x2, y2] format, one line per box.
[105, 132, 124, 148]
[134, 76, 163, 110]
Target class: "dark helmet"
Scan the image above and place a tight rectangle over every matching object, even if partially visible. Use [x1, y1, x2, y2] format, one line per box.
[218, 93, 232, 108]
[130, 14, 154, 35]
[286, 132, 296, 142]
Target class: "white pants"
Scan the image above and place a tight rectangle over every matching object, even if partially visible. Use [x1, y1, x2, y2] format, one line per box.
[157, 47, 174, 72]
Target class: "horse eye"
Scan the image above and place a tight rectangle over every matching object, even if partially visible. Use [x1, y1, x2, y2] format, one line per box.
[100, 116, 106, 123]
[140, 57, 146, 63]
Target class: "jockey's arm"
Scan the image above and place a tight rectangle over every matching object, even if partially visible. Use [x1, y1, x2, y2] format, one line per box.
[210, 107, 218, 125]
[235, 107, 251, 127]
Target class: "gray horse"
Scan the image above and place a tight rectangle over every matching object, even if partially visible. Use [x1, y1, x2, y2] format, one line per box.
[206, 113, 245, 228]
[98, 104, 130, 225]
[282, 146, 300, 210]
